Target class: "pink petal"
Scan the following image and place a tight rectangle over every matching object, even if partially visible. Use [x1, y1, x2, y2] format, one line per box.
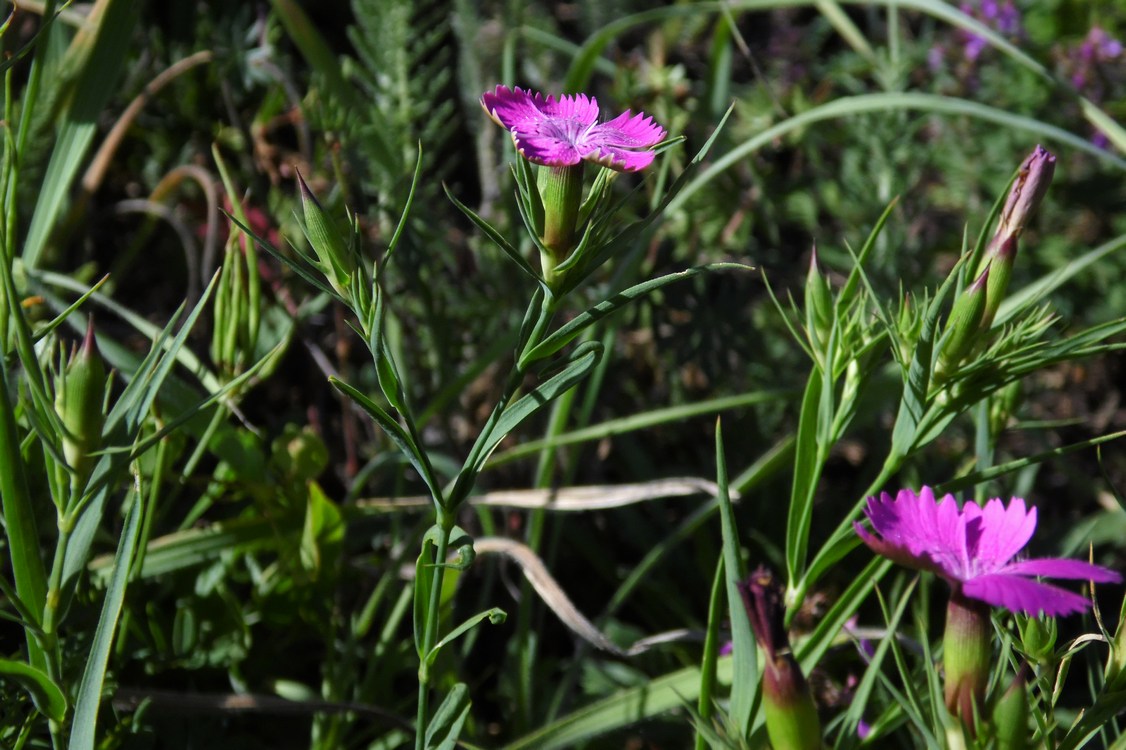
[481, 86, 562, 131]
[969, 497, 1037, 570]
[962, 573, 1093, 616]
[540, 92, 600, 126]
[579, 111, 666, 172]
[854, 520, 944, 575]
[480, 86, 600, 167]
[934, 491, 972, 577]
[1003, 558, 1122, 583]
[480, 86, 665, 171]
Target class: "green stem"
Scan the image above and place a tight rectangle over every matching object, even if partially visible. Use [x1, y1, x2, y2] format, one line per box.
[415, 513, 453, 750]
[786, 448, 903, 624]
[41, 513, 72, 693]
[448, 293, 556, 509]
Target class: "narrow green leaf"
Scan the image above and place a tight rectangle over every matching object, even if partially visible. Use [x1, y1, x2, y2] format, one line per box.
[443, 183, 542, 284]
[0, 353, 48, 633]
[670, 91, 1126, 216]
[329, 377, 443, 505]
[1056, 690, 1126, 750]
[475, 342, 602, 472]
[996, 234, 1126, 327]
[501, 659, 733, 750]
[413, 531, 438, 660]
[425, 608, 506, 667]
[715, 420, 757, 734]
[840, 578, 917, 740]
[697, 559, 726, 750]
[797, 557, 892, 676]
[489, 389, 794, 467]
[785, 372, 823, 586]
[23, 0, 142, 268]
[521, 263, 750, 367]
[89, 511, 305, 582]
[68, 480, 143, 750]
[225, 210, 342, 301]
[385, 144, 424, 264]
[0, 658, 66, 723]
[425, 682, 472, 750]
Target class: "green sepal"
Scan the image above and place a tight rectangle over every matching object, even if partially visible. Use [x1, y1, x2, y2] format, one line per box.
[937, 264, 989, 376]
[804, 251, 834, 359]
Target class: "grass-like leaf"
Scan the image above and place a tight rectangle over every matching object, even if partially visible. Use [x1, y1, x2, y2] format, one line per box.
[68, 474, 143, 750]
[473, 342, 603, 474]
[715, 420, 758, 734]
[330, 376, 444, 507]
[520, 263, 749, 367]
[22, 0, 142, 268]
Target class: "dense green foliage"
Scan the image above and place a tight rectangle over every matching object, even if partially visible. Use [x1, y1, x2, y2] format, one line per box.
[1, 0, 1125, 748]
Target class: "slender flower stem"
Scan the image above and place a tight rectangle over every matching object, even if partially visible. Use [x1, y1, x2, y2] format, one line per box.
[448, 293, 556, 509]
[41, 511, 74, 735]
[786, 448, 903, 623]
[415, 511, 453, 750]
[416, 293, 557, 743]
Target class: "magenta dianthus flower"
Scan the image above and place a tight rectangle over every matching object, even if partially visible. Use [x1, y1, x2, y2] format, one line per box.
[855, 487, 1120, 616]
[480, 85, 666, 173]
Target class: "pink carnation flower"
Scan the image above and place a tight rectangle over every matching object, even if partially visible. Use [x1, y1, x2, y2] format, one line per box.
[480, 85, 666, 173]
[855, 487, 1120, 616]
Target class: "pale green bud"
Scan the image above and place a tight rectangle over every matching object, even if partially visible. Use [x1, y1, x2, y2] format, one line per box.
[804, 249, 833, 357]
[54, 320, 108, 482]
[296, 171, 357, 297]
[937, 265, 989, 378]
[1017, 613, 1056, 665]
[992, 666, 1031, 750]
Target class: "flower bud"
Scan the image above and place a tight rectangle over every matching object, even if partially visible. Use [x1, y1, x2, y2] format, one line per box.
[739, 567, 821, 750]
[1017, 613, 1056, 665]
[804, 249, 834, 358]
[296, 171, 357, 298]
[975, 146, 1056, 329]
[54, 319, 108, 484]
[995, 146, 1056, 244]
[937, 265, 989, 377]
[992, 665, 1031, 750]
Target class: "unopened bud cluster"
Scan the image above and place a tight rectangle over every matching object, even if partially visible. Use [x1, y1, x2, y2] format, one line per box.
[937, 146, 1055, 376]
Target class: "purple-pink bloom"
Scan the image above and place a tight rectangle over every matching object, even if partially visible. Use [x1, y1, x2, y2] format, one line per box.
[480, 85, 666, 173]
[855, 487, 1121, 616]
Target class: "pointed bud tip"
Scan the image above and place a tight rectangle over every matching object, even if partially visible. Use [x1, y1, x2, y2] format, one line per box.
[81, 316, 98, 359]
[295, 168, 318, 206]
[970, 264, 990, 291]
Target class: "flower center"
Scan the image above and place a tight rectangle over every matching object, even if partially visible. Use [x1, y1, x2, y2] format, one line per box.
[539, 116, 594, 147]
